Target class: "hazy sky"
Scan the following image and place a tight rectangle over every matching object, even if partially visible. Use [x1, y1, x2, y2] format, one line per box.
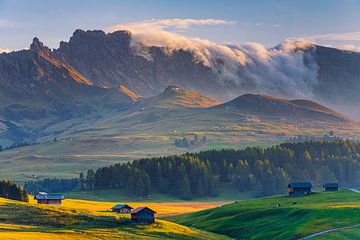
[1, 0, 360, 51]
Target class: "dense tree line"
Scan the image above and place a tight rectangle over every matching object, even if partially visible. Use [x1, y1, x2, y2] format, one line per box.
[81, 155, 217, 200]
[80, 139, 360, 198]
[0, 179, 28, 202]
[24, 178, 79, 194]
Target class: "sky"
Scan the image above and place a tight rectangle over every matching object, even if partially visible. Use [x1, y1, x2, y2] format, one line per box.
[0, 0, 360, 52]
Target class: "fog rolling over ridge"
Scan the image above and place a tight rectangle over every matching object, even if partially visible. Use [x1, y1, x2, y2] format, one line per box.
[52, 28, 360, 118]
[1, 28, 360, 120]
[129, 29, 319, 100]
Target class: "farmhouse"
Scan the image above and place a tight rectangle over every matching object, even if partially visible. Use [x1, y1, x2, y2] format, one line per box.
[111, 204, 133, 213]
[288, 182, 312, 197]
[323, 182, 339, 191]
[131, 207, 156, 224]
[34, 192, 64, 205]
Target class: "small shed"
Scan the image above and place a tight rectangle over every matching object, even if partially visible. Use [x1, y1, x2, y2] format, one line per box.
[323, 182, 339, 191]
[131, 207, 156, 224]
[34, 192, 64, 205]
[288, 182, 312, 197]
[111, 204, 133, 213]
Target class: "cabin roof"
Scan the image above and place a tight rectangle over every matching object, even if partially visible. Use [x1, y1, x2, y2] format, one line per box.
[323, 182, 339, 188]
[131, 207, 156, 214]
[288, 182, 313, 188]
[111, 204, 133, 210]
[34, 192, 64, 200]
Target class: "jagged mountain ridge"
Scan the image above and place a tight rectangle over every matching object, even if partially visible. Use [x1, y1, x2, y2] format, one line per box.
[50, 29, 360, 116]
[0, 37, 138, 144]
[0, 29, 359, 145]
[3, 29, 360, 112]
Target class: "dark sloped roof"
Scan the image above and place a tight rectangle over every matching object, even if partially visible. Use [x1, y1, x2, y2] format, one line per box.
[34, 192, 64, 200]
[111, 204, 133, 210]
[288, 182, 313, 188]
[131, 207, 156, 214]
[323, 182, 339, 188]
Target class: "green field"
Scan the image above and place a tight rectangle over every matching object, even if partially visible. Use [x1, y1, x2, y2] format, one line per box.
[63, 186, 259, 203]
[167, 190, 360, 240]
[2, 102, 359, 182]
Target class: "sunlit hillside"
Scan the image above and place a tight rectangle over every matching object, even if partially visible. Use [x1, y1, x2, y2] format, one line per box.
[0, 197, 229, 240]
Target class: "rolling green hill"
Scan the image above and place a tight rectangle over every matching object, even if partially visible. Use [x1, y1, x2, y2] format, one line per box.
[167, 190, 360, 240]
[2, 89, 360, 182]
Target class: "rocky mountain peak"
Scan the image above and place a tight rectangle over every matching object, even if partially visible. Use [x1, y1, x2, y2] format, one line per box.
[30, 37, 50, 54]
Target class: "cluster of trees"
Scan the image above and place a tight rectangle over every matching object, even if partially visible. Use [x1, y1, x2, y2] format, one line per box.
[0, 141, 35, 152]
[80, 139, 360, 198]
[174, 134, 207, 148]
[0, 179, 28, 202]
[24, 178, 79, 194]
[81, 155, 217, 200]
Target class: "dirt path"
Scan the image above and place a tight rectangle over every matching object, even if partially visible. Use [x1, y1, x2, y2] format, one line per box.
[299, 188, 360, 239]
[299, 224, 360, 239]
[348, 188, 360, 193]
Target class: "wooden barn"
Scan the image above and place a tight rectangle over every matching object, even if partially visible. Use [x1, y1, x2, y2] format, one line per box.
[288, 182, 312, 197]
[111, 204, 133, 213]
[34, 192, 64, 205]
[323, 182, 339, 191]
[131, 207, 156, 224]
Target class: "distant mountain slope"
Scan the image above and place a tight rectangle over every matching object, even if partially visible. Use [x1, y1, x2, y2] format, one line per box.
[214, 94, 349, 122]
[0, 38, 136, 144]
[139, 86, 223, 109]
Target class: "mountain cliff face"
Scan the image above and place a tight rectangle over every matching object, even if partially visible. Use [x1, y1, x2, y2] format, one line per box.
[51, 30, 360, 115]
[0, 37, 136, 143]
[53, 29, 218, 98]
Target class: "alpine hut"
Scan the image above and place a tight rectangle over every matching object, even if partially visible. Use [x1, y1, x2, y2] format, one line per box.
[111, 204, 133, 213]
[34, 192, 64, 205]
[288, 182, 312, 197]
[131, 207, 156, 224]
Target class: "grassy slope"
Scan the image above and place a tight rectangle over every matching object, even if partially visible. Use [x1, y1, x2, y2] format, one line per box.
[63, 186, 259, 202]
[0, 197, 230, 240]
[167, 190, 360, 240]
[2, 101, 360, 182]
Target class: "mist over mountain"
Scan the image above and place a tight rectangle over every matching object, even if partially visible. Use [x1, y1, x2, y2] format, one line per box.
[1, 28, 360, 145]
[50, 29, 360, 117]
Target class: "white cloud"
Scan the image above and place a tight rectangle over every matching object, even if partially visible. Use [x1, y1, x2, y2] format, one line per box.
[0, 48, 11, 53]
[108, 18, 235, 33]
[338, 44, 360, 52]
[106, 19, 319, 100]
[305, 31, 360, 41]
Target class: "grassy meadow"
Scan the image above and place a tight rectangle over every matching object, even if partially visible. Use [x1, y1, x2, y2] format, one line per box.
[2, 103, 360, 182]
[0, 197, 230, 240]
[167, 190, 360, 240]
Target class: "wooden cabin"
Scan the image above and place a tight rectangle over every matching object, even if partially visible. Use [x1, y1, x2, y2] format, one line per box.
[34, 192, 64, 205]
[323, 182, 339, 191]
[288, 182, 312, 197]
[131, 207, 156, 224]
[111, 204, 133, 213]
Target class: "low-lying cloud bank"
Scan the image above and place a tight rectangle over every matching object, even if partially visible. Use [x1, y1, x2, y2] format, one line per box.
[108, 19, 319, 100]
[0, 48, 11, 53]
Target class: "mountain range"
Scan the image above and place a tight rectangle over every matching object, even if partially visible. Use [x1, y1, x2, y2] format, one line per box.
[1, 29, 360, 179]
